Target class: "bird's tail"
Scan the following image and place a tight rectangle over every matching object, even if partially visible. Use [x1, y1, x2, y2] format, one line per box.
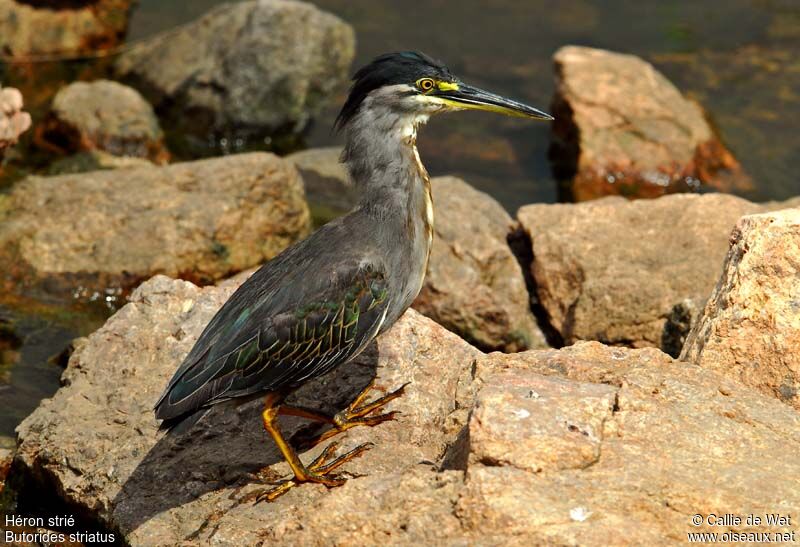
[157, 406, 210, 435]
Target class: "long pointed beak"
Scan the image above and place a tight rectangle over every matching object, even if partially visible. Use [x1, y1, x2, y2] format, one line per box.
[436, 83, 553, 120]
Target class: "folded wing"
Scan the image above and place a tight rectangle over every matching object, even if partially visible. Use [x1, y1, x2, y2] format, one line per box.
[155, 260, 389, 427]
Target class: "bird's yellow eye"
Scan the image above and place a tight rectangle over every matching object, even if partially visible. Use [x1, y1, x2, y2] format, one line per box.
[417, 78, 435, 92]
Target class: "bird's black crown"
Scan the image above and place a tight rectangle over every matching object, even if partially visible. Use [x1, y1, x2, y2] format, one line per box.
[335, 51, 454, 131]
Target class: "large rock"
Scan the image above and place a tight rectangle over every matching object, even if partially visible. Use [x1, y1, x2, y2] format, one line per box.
[0, 85, 31, 154]
[517, 193, 800, 353]
[13, 275, 483, 545]
[414, 176, 547, 352]
[549, 46, 750, 201]
[0, 0, 133, 57]
[456, 342, 800, 544]
[682, 208, 800, 409]
[12, 287, 800, 544]
[0, 153, 310, 293]
[115, 0, 355, 154]
[38, 80, 169, 163]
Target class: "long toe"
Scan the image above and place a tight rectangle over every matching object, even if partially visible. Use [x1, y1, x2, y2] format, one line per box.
[253, 480, 297, 504]
[312, 441, 374, 475]
[314, 412, 399, 445]
[301, 383, 407, 448]
[247, 441, 372, 503]
[348, 383, 408, 419]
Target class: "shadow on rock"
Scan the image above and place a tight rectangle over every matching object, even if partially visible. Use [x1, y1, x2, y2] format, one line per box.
[110, 345, 378, 536]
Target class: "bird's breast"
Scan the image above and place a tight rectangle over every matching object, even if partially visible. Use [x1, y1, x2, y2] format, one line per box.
[411, 144, 434, 253]
[402, 145, 434, 309]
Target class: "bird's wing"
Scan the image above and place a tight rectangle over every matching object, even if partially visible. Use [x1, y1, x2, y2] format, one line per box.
[154, 258, 390, 424]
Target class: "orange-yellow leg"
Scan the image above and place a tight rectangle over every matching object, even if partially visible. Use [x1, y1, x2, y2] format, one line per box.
[250, 392, 372, 503]
[305, 380, 408, 447]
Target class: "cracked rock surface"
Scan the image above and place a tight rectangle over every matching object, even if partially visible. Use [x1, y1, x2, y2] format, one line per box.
[468, 370, 614, 473]
[11, 276, 800, 545]
[682, 208, 800, 410]
[518, 193, 800, 351]
[550, 45, 750, 201]
[457, 343, 800, 544]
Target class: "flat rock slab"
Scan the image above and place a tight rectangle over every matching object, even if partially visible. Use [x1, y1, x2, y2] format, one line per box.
[115, 0, 355, 153]
[550, 45, 750, 201]
[469, 370, 615, 473]
[682, 208, 800, 409]
[39, 80, 168, 163]
[14, 276, 482, 545]
[0, 152, 310, 293]
[517, 193, 799, 352]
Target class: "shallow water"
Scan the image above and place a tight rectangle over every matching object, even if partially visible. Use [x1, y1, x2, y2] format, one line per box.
[0, 0, 798, 439]
[0, 301, 107, 445]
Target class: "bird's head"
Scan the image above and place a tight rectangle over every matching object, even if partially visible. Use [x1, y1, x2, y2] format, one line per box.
[335, 51, 553, 134]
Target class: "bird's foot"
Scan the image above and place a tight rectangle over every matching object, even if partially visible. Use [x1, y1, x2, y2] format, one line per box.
[244, 441, 373, 503]
[303, 380, 408, 448]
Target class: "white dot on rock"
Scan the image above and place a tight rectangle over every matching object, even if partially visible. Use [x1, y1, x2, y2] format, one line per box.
[512, 408, 531, 419]
[570, 506, 592, 522]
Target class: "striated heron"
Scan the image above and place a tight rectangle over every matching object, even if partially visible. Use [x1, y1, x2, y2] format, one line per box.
[155, 51, 552, 501]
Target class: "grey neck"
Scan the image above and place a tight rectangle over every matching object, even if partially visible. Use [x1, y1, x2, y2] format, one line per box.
[340, 98, 434, 275]
[340, 100, 430, 217]
[338, 91, 435, 317]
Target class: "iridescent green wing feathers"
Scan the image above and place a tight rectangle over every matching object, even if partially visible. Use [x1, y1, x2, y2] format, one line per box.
[231, 272, 389, 391]
[154, 263, 389, 425]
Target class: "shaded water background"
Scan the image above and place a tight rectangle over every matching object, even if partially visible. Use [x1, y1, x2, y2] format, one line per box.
[1, 0, 799, 441]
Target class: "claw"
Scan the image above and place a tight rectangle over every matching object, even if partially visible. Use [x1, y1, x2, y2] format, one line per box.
[348, 382, 408, 418]
[238, 386, 407, 505]
[247, 441, 373, 503]
[303, 382, 407, 448]
[314, 442, 373, 475]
